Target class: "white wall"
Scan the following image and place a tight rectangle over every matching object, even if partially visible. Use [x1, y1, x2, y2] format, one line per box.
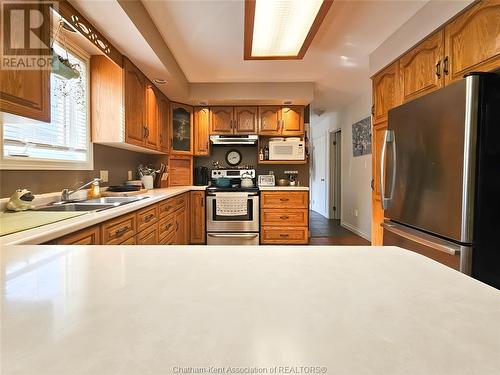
[338, 92, 372, 241]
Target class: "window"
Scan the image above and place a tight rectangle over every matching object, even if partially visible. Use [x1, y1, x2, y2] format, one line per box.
[1, 41, 92, 170]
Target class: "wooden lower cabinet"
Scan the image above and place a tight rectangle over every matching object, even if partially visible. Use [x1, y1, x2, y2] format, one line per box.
[190, 191, 206, 244]
[260, 192, 309, 245]
[52, 226, 101, 245]
[174, 206, 188, 244]
[50, 191, 205, 246]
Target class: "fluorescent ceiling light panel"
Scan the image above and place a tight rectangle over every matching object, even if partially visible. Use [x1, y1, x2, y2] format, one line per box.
[250, 0, 325, 58]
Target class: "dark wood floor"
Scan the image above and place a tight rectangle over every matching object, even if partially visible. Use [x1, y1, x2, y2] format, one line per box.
[309, 210, 370, 246]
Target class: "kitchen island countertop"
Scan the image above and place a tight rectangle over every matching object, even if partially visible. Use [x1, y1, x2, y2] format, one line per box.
[2, 245, 499, 375]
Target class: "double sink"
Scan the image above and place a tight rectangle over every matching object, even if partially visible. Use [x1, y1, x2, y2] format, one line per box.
[36, 196, 149, 212]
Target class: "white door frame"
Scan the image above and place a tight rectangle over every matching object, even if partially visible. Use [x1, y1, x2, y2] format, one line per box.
[329, 130, 341, 219]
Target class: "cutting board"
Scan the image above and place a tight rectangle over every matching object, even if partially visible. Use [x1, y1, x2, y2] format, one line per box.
[0, 211, 86, 236]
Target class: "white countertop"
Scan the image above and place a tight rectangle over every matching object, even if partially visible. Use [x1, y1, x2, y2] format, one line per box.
[0, 186, 207, 246]
[258, 186, 309, 191]
[2, 245, 499, 375]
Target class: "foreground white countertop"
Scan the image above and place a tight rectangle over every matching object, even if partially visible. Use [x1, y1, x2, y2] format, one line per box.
[2, 245, 499, 375]
[0, 186, 206, 246]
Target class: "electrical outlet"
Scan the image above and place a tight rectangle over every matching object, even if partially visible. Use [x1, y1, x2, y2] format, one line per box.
[100, 170, 109, 183]
[127, 170, 133, 180]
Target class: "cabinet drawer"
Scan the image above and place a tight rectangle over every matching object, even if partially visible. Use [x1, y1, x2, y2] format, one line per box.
[160, 232, 175, 245]
[159, 198, 176, 218]
[53, 226, 101, 245]
[261, 192, 308, 208]
[261, 209, 308, 227]
[137, 226, 159, 245]
[102, 213, 136, 245]
[137, 204, 159, 232]
[261, 226, 308, 244]
[120, 236, 136, 245]
[158, 213, 175, 240]
[173, 193, 188, 211]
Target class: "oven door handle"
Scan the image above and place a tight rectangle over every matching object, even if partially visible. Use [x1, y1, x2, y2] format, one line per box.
[207, 233, 259, 238]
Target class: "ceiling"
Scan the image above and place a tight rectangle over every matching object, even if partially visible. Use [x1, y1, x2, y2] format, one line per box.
[70, 0, 429, 112]
[142, 0, 428, 111]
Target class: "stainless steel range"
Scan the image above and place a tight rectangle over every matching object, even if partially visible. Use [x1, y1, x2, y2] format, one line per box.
[206, 168, 259, 245]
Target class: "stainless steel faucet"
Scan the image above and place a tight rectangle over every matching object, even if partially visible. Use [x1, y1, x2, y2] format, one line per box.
[61, 178, 101, 202]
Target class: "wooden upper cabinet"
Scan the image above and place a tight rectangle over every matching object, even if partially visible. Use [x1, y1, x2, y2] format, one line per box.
[444, 0, 500, 85]
[372, 61, 400, 125]
[399, 30, 445, 103]
[258, 106, 282, 135]
[234, 107, 258, 134]
[158, 94, 170, 153]
[281, 106, 304, 135]
[210, 107, 234, 134]
[145, 84, 160, 150]
[194, 107, 210, 155]
[0, 2, 50, 122]
[124, 57, 147, 147]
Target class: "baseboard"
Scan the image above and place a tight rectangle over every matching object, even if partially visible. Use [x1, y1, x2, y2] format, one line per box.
[340, 221, 371, 242]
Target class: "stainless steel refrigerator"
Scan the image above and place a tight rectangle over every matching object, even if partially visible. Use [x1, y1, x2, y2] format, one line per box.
[381, 72, 500, 289]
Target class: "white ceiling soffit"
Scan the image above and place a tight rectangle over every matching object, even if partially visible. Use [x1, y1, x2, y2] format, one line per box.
[141, 0, 429, 111]
[69, 0, 189, 101]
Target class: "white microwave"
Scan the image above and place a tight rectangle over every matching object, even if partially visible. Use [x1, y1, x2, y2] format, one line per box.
[269, 139, 305, 160]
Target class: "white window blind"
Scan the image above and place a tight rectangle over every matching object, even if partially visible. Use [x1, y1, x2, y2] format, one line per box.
[3, 43, 89, 163]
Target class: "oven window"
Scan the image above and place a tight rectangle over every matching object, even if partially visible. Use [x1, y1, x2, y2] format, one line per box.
[212, 199, 254, 221]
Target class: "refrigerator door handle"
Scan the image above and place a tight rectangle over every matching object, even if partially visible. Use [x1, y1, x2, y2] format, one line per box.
[380, 130, 396, 210]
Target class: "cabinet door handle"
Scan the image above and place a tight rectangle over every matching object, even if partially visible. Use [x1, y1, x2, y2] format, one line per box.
[206, 141, 209, 151]
[443, 56, 449, 75]
[115, 226, 129, 237]
[143, 126, 147, 138]
[176, 222, 179, 231]
[371, 178, 375, 191]
[201, 197, 204, 207]
[166, 223, 172, 230]
[371, 105, 375, 115]
[145, 214, 154, 222]
[280, 215, 289, 220]
[435, 60, 441, 78]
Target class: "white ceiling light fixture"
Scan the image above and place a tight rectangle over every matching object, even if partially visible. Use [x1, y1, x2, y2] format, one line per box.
[244, 0, 333, 60]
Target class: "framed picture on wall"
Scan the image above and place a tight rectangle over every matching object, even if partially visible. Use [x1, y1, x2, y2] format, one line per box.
[171, 103, 193, 154]
[352, 117, 371, 157]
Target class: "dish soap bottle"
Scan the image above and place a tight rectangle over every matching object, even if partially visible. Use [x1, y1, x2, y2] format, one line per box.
[88, 179, 101, 199]
[259, 147, 264, 161]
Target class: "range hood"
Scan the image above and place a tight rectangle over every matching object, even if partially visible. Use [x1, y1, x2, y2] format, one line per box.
[210, 135, 258, 145]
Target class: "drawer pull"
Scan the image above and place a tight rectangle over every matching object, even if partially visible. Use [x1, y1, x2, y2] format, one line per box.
[279, 234, 289, 238]
[279, 198, 289, 202]
[165, 223, 173, 230]
[145, 214, 155, 222]
[280, 215, 289, 220]
[115, 227, 129, 237]
[163, 205, 173, 211]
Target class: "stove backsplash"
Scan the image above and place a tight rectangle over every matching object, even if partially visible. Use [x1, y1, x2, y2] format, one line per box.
[194, 146, 309, 187]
